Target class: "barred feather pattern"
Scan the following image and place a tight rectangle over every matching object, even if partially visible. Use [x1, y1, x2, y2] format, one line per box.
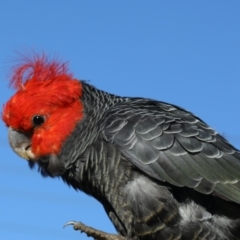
[35, 82, 240, 240]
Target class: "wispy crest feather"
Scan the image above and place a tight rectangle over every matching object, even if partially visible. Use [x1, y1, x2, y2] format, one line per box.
[10, 53, 72, 90]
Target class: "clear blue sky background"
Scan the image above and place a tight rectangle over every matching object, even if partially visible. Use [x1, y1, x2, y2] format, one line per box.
[0, 1, 240, 240]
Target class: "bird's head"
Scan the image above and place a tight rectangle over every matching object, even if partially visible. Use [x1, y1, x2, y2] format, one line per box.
[2, 55, 83, 167]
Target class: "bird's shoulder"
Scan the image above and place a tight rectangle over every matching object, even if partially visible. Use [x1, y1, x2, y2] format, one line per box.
[101, 98, 240, 204]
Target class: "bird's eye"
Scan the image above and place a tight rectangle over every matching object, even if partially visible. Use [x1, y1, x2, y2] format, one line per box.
[32, 115, 45, 127]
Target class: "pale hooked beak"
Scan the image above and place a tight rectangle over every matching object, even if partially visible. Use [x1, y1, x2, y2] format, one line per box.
[8, 127, 36, 160]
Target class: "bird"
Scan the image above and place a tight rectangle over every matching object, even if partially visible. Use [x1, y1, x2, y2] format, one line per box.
[2, 54, 240, 240]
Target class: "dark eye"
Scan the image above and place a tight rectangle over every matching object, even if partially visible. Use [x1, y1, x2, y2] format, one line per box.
[32, 115, 45, 127]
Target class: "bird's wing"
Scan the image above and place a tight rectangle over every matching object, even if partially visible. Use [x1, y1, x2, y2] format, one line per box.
[102, 99, 240, 204]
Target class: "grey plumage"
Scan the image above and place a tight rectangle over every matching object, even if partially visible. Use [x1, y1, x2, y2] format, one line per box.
[27, 82, 240, 239]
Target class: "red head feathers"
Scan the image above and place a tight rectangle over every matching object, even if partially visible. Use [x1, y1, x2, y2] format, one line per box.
[2, 54, 83, 158]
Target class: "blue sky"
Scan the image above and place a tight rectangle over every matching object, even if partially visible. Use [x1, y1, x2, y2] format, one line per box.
[0, 1, 240, 239]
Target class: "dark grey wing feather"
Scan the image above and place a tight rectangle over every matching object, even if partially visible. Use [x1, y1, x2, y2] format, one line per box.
[102, 99, 240, 204]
